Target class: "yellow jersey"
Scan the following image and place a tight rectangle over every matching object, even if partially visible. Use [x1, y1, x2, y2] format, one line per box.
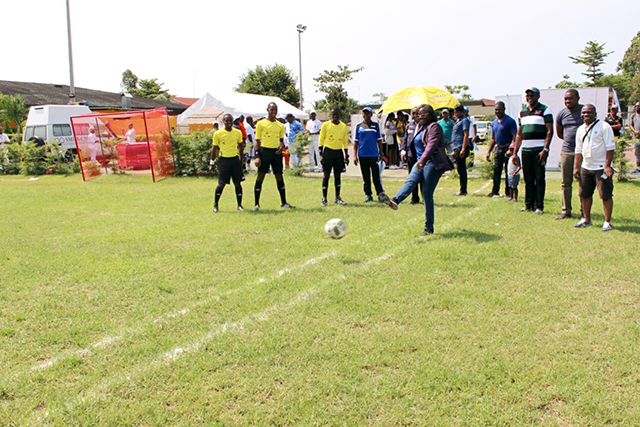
[213, 128, 243, 158]
[255, 119, 285, 149]
[319, 121, 348, 150]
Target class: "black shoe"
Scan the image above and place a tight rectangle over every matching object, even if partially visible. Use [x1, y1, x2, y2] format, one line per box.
[409, 199, 420, 205]
[213, 205, 219, 213]
[281, 203, 296, 209]
[555, 213, 572, 220]
[335, 197, 347, 206]
[421, 228, 434, 236]
[321, 197, 327, 207]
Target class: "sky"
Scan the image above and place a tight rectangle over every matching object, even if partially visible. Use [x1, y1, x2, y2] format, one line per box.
[5, 0, 640, 110]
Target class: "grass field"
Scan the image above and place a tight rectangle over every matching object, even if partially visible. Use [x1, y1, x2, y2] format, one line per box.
[1, 172, 640, 426]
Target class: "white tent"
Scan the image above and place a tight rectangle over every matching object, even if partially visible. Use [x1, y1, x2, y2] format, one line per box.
[177, 92, 308, 126]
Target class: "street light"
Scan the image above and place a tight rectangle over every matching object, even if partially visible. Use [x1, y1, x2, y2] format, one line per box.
[296, 24, 306, 111]
[66, 0, 76, 102]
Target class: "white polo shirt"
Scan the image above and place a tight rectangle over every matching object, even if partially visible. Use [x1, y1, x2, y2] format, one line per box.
[125, 128, 136, 143]
[468, 115, 476, 139]
[575, 120, 615, 171]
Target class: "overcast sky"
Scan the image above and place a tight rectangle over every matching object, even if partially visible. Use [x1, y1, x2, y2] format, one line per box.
[5, 0, 639, 109]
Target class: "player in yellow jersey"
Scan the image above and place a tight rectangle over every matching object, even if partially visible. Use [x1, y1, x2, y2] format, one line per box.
[253, 102, 295, 211]
[319, 108, 350, 206]
[209, 113, 245, 212]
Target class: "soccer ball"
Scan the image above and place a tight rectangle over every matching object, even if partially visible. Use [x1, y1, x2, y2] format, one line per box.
[325, 218, 347, 239]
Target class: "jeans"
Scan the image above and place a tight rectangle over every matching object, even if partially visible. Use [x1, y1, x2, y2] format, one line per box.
[492, 146, 509, 195]
[407, 156, 422, 202]
[522, 147, 546, 211]
[394, 161, 444, 231]
[359, 156, 384, 196]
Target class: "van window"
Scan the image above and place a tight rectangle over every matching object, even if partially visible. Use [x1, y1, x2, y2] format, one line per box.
[24, 126, 47, 140]
[53, 124, 72, 137]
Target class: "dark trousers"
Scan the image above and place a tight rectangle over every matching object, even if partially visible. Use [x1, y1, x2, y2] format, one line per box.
[522, 147, 546, 211]
[454, 149, 468, 194]
[407, 156, 422, 202]
[492, 146, 509, 195]
[359, 156, 384, 196]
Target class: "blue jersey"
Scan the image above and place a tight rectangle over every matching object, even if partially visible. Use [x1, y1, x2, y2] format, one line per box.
[355, 121, 381, 157]
[491, 115, 517, 147]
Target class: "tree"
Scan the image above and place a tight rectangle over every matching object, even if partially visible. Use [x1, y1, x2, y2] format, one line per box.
[0, 93, 29, 134]
[235, 64, 300, 107]
[313, 65, 363, 121]
[120, 69, 172, 99]
[444, 85, 473, 102]
[555, 75, 582, 89]
[595, 73, 633, 110]
[372, 93, 387, 104]
[569, 41, 612, 86]
[617, 31, 640, 104]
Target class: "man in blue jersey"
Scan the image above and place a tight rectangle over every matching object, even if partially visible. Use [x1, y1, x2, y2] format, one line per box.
[354, 107, 391, 203]
[486, 101, 518, 197]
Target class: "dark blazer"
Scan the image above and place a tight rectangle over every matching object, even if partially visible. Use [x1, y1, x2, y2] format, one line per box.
[418, 121, 454, 171]
[402, 121, 418, 159]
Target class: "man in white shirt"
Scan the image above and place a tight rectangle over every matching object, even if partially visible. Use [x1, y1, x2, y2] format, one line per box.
[573, 104, 615, 231]
[125, 123, 136, 143]
[305, 111, 323, 172]
[0, 127, 10, 144]
[88, 127, 99, 161]
[244, 116, 255, 171]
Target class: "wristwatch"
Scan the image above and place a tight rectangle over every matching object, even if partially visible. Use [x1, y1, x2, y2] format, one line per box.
[542, 147, 549, 152]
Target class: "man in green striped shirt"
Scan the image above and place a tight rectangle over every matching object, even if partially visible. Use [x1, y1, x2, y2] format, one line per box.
[511, 87, 554, 214]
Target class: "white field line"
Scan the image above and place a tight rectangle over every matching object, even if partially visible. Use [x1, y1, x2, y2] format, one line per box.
[28, 252, 335, 374]
[473, 180, 492, 194]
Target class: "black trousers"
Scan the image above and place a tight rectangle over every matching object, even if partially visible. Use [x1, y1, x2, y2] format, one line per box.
[492, 146, 510, 195]
[454, 147, 469, 194]
[407, 156, 422, 202]
[359, 156, 384, 196]
[522, 147, 546, 211]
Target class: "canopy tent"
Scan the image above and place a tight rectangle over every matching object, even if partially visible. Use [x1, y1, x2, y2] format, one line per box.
[177, 92, 308, 126]
[379, 87, 458, 113]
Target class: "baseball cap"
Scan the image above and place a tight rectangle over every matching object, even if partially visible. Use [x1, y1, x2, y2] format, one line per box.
[362, 107, 373, 113]
[525, 87, 540, 95]
[310, 110, 316, 115]
[285, 113, 294, 119]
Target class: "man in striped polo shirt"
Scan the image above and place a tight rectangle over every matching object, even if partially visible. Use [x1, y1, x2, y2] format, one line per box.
[511, 87, 554, 214]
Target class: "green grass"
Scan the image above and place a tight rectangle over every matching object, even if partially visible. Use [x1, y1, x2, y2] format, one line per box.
[1, 172, 639, 426]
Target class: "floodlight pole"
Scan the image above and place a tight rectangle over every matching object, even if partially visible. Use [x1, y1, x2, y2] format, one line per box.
[297, 24, 306, 111]
[66, 0, 76, 102]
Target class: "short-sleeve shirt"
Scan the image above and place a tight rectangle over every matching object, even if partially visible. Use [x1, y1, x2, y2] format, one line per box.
[437, 118, 453, 142]
[629, 113, 640, 140]
[451, 117, 470, 150]
[306, 119, 322, 134]
[256, 119, 285, 149]
[319, 121, 348, 150]
[604, 115, 622, 137]
[556, 106, 583, 152]
[467, 115, 477, 139]
[491, 115, 518, 147]
[213, 128, 243, 158]
[518, 103, 553, 149]
[286, 120, 304, 144]
[354, 121, 382, 157]
[125, 128, 136, 143]
[245, 123, 255, 143]
[575, 120, 615, 170]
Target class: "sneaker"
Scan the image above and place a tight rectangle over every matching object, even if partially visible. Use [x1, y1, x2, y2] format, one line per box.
[602, 222, 613, 232]
[281, 203, 296, 209]
[574, 218, 592, 228]
[237, 205, 245, 211]
[383, 197, 398, 210]
[534, 209, 543, 215]
[453, 192, 467, 196]
[335, 197, 347, 206]
[486, 192, 497, 198]
[555, 213, 572, 220]
[364, 195, 374, 203]
[321, 197, 327, 207]
[492, 194, 502, 198]
[519, 207, 531, 212]
[213, 205, 219, 213]
[378, 192, 393, 205]
[252, 205, 260, 212]
[421, 228, 434, 236]
[630, 168, 640, 174]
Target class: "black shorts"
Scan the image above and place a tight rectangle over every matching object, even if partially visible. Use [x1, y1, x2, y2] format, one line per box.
[218, 156, 243, 185]
[322, 148, 344, 174]
[258, 147, 283, 174]
[579, 168, 613, 200]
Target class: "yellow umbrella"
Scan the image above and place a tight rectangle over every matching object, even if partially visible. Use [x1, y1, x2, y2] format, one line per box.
[379, 87, 458, 113]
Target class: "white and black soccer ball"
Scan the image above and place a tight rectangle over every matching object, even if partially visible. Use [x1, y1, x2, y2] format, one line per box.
[324, 218, 347, 239]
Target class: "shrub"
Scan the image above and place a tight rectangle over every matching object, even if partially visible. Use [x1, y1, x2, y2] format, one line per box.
[614, 134, 632, 182]
[0, 143, 22, 174]
[171, 131, 214, 176]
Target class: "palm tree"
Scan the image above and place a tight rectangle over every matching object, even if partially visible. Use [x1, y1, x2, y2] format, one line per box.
[0, 94, 29, 134]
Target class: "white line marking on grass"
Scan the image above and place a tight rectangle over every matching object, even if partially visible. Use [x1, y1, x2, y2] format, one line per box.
[473, 180, 492, 194]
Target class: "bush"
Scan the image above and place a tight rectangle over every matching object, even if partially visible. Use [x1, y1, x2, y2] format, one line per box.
[0, 141, 80, 175]
[614, 134, 632, 182]
[171, 131, 214, 176]
[0, 143, 22, 174]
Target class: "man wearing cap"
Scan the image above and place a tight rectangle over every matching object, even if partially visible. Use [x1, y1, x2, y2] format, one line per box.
[285, 114, 304, 168]
[306, 111, 323, 172]
[554, 89, 583, 220]
[354, 107, 391, 204]
[573, 104, 615, 231]
[511, 87, 554, 214]
[628, 102, 640, 174]
[604, 106, 622, 138]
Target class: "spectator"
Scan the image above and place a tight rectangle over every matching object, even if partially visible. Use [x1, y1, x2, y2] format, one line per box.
[451, 105, 470, 196]
[507, 155, 521, 202]
[555, 89, 583, 220]
[88, 127, 99, 162]
[124, 123, 136, 143]
[285, 113, 304, 168]
[384, 113, 398, 168]
[573, 104, 615, 231]
[0, 127, 10, 144]
[384, 104, 454, 235]
[354, 107, 391, 204]
[212, 122, 219, 132]
[604, 106, 622, 137]
[512, 87, 553, 215]
[244, 116, 256, 171]
[437, 109, 453, 154]
[401, 106, 422, 204]
[486, 101, 518, 198]
[629, 102, 640, 174]
[395, 112, 407, 168]
[305, 111, 323, 172]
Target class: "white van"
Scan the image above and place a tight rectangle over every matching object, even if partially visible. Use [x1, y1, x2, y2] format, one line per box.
[23, 105, 92, 151]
